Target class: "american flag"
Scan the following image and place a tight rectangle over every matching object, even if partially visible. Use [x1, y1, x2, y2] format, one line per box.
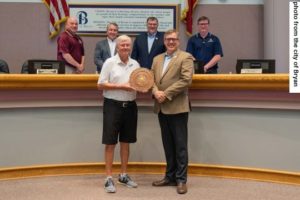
[43, 0, 69, 38]
[181, 0, 198, 35]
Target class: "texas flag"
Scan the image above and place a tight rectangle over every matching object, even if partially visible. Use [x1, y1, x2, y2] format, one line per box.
[181, 0, 198, 35]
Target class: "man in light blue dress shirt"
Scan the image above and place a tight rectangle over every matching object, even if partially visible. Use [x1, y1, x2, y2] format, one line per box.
[131, 17, 165, 69]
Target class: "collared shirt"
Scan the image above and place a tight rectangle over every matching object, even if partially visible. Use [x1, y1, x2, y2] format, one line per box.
[57, 31, 84, 68]
[98, 54, 140, 101]
[186, 32, 223, 71]
[107, 37, 116, 57]
[162, 53, 173, 75]
[147, 32, 157, 53]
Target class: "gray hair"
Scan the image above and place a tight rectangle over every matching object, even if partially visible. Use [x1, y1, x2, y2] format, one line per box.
[106, 22, 119, 30]
[116, 35, 132, 46]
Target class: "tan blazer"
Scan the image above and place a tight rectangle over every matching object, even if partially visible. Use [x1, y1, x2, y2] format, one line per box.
[151, 49, 194, 114]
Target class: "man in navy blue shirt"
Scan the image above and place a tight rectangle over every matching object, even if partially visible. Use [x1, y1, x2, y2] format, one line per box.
[186, 16, 223, 73]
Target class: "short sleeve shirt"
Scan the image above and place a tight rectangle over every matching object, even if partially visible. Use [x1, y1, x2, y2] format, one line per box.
[57, 31, 84, 68]
[98, 54, 140, 101]
[186, 32, 223, 70]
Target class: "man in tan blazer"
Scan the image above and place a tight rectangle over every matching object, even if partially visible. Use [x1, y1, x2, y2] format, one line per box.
[151, 29, 194, 194]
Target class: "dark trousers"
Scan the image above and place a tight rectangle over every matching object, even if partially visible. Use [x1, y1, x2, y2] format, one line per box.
[206, 68, 218, 74]
[158, 112, 189, 183]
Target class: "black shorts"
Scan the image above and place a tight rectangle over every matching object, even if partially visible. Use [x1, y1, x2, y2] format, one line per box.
[102, 98, 138, 145]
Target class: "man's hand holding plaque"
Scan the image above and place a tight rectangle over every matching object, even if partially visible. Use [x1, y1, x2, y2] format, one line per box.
[129, 68, 154, 93]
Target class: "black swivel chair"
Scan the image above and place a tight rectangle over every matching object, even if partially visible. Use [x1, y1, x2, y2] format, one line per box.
[0, 59, 9, 73]
[21, 60, 29, 74]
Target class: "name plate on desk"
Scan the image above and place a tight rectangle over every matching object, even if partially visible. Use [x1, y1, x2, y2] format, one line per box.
[37, 69, 58, 74]
[241, 68, 263, 74]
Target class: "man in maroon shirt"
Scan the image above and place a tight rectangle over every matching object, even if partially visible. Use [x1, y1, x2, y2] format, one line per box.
[57, 17, 85, 74]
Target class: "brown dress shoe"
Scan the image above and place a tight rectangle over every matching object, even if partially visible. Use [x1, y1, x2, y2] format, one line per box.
[177, 182, 187, 194]
[152, 178, 177, 186]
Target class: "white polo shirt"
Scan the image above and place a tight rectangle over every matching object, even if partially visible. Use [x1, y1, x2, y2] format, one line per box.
[98, 54, 140, 101]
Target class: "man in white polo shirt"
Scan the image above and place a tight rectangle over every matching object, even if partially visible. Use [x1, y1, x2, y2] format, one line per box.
[97, 35, 140, 193]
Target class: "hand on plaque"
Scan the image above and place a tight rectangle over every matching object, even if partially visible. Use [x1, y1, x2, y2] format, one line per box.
[122, 83, 135, 92]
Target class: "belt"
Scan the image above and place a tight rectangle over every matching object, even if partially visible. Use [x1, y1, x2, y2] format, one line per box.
[104, 98, 136, 108]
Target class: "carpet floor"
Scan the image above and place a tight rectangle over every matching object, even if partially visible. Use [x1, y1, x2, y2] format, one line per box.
[0, 174, 300, 200]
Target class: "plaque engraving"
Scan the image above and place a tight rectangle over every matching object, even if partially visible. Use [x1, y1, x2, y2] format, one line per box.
[129, 68, 154, 92]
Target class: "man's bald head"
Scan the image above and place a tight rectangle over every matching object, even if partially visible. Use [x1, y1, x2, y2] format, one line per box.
[65, 17, 78, 34]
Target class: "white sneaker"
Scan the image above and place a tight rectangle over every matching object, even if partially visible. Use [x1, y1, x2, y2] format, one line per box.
[118, 174, 138, 188]
[104, 177, 116, 193]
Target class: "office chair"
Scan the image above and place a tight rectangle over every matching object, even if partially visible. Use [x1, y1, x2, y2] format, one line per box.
[0, 59, 9, 73]
[21, 60, 29, 74]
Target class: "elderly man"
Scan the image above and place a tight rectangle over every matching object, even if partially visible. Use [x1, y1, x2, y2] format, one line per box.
[151, 29, 194, 194]
[97, 35, 140, 193]
[94, 22, 119, 73]
[57, 16, 85, 74]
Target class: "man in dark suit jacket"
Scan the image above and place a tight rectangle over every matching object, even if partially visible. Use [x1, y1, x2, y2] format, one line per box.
[131, 17, 165, 69]
[151, 29, 194, 195]
[94, 23, 119, 73]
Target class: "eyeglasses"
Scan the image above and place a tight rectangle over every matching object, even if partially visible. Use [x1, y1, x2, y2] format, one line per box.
[198, 23, 209, 26]
[165, 38, 179, 42]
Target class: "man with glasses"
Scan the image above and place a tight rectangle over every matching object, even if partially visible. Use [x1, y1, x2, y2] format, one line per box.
[186, 16, 223, 73]
[131, 17, 165, 69]
[151, 29, 193, 194]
